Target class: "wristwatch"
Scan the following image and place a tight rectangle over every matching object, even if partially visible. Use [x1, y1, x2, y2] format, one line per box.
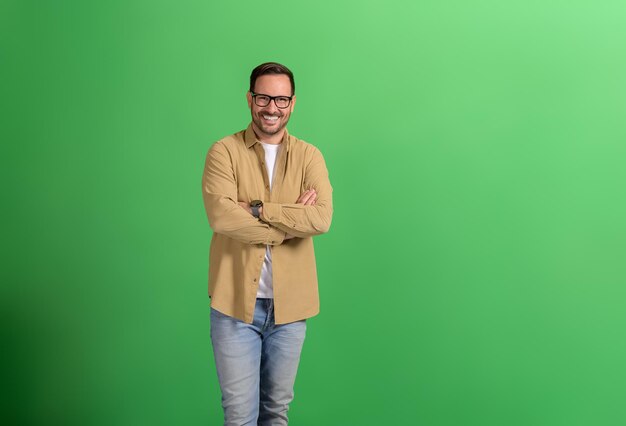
[250, 200, 263, 218]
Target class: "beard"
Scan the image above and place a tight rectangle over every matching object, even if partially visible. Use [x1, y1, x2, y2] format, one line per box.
[251, 110, 291, 137]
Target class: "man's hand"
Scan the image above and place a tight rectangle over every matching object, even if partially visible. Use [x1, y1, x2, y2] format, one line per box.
[296, 189, 317, 206]
[285, 189, 317, 239]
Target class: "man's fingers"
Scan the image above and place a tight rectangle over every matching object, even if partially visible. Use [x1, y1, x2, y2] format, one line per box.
[304, 192, 317, 205]
[296, 190, 312, 203]
[297, 189, 316, 204]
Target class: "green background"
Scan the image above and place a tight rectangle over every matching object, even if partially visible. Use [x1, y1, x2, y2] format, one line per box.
[3, 0, 626, 425]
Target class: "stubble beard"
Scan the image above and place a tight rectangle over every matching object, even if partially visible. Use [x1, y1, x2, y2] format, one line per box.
[252, 111, 290, 137]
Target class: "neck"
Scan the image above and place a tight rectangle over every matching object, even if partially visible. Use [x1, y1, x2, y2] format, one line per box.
[251, 123, 284, 145]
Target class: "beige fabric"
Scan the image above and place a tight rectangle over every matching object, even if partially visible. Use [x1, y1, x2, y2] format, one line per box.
[202, 124, 333, 324]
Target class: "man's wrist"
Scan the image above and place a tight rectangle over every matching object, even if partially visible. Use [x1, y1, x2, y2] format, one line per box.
[250, 200, 263, 218]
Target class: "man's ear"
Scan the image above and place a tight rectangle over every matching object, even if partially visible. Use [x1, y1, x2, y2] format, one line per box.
[291, 95, 296, 111]
[246, 91, 252, 109]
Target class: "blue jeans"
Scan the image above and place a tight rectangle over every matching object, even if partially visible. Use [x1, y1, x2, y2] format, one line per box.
[210, 299, 307, 426]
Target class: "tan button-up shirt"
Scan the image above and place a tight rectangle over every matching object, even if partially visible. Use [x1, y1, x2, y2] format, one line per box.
[202, 124, 333, 324]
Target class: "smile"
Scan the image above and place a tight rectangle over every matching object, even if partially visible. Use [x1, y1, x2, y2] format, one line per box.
[262, 114, 279, 122]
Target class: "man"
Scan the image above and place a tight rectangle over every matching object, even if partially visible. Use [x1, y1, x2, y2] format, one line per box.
[202, 62, 333, 425]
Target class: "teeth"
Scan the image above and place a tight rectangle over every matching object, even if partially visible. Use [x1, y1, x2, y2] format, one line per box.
[263, 115, 278, 121]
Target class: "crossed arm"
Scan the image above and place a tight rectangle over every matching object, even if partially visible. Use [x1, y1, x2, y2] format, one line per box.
[203, 142, 333, 245]
[238, 189, 319, 240]
[202, 142, 286, 245]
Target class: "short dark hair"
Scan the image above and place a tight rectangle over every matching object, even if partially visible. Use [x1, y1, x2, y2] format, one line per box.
[249, 62, 295, 95]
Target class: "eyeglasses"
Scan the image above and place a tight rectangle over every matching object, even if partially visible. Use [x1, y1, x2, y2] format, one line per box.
[251, 92, 293, 109]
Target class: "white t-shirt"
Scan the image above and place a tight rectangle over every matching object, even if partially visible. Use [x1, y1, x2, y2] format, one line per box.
[256, 141, 281, 299]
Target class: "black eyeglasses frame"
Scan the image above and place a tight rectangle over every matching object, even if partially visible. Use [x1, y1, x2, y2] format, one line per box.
[250, 92, 293, 109]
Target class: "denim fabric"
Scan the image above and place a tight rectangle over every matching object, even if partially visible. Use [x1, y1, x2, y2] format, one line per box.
[210, 298, 306, 426]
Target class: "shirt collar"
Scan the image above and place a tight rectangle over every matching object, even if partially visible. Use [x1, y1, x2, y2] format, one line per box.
[244, 123, 290, 152]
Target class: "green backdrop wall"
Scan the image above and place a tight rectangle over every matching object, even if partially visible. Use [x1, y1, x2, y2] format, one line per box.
[3, 0, 626, 425]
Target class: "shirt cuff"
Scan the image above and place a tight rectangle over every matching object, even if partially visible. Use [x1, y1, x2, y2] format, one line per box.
[265, 223, 285, 245]
[261, 202, 282, 225]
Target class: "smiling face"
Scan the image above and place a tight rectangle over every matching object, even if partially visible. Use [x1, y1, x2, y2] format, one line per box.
[247, 74, 296, 143]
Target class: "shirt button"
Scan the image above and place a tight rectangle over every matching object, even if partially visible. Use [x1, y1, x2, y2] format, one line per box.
[253, 278, 257, 282]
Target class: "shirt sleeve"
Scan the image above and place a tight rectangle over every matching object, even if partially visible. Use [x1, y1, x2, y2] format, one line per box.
[261, 146, 333, 238]
[202, 141, 286, 245]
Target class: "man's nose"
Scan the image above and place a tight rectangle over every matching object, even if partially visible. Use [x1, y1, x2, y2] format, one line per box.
[266, 99, 279, 112]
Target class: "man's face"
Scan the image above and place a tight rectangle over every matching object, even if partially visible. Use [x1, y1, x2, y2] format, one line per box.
[247, 74, 296, 140]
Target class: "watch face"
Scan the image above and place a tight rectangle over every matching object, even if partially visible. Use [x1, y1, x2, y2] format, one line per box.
[250, 200, 263, 207]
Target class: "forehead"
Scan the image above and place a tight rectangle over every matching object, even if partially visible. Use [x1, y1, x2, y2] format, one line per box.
[253, 74, 292, 96]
